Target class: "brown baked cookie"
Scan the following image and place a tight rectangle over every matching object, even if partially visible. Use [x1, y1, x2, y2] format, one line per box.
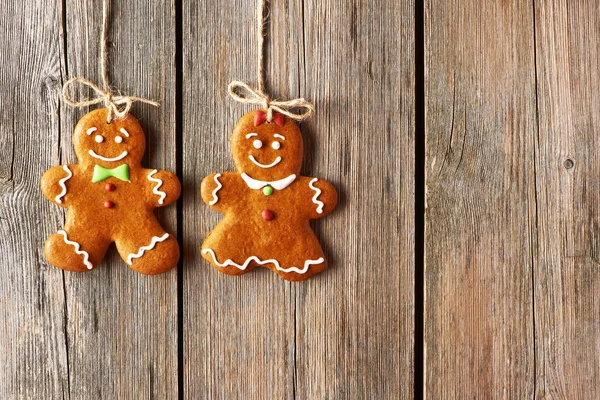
[201, 110, 337, 281]
[41, 108, 180, 275]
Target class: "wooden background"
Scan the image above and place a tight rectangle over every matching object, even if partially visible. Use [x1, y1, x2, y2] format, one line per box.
[0, 0, 597, 398]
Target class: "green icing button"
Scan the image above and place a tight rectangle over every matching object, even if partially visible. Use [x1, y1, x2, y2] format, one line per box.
[263, 186, 274, 196]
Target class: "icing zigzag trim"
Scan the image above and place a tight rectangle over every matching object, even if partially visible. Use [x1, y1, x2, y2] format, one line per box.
[148, 169, 167, 205]
[56, 165, 72, 204]
[309, 178, 324, 214]
[127, 233, 170, 265]
[209, 173, 223, 205]
[57, 230, 93, 270]
[202, 248, 324, 275]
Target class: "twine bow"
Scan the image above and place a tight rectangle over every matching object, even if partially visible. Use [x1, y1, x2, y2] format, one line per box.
[228, 81, 314, 122]
[63, 77, 159, 124]
[61, 0, 159, 124]
[227, 1, 314, 123]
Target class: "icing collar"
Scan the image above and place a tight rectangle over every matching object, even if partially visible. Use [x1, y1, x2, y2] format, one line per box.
[241, 173, 297, 190]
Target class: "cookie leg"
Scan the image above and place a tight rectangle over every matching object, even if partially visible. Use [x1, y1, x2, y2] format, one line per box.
[44, 229, 109, 272]
[115, 225, 179, 275]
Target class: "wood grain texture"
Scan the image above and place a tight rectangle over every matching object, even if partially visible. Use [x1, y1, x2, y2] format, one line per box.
[182, 1, 295, 397]
[0, 1, 69, 398]
[60, 1, 178, 398]
[424, 0, 537, 397]
[182, 0, 414, 398]
[11, 0, 600, 397]
[533, 0, 600, 397]
[294, 1, 415, 398]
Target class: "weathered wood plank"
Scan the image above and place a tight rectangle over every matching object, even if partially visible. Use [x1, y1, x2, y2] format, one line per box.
[183, 0, 414, 398]
[0, 1, 69, 398]
[293, 0, 415, 398]
[424, 0, 537, 397]
[533, 0, 600, 397]
[59, 1, 178, 398]
[182, 0, 294, 397]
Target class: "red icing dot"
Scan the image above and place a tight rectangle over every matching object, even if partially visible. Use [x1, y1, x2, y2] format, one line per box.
[262, 209, 274, 221]
[105, 183, 116, 191]
[104, 200, 114, 208]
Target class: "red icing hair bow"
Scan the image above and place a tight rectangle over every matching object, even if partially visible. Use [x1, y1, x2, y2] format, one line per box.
[254, 110, 285, 127]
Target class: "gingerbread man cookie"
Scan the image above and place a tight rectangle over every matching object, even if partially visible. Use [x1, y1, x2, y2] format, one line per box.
[41, 108, 180, 275]
[201, 110, 337, 281]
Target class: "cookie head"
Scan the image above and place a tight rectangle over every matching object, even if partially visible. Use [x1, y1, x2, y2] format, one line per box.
[72, 108, 146, 167]
[231, 110, 303, 180]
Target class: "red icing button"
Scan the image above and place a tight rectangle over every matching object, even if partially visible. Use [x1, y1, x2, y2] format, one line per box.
[105, 183, 116, 192]
[262, 209, 274, 221]
[104, 200, 114, 209]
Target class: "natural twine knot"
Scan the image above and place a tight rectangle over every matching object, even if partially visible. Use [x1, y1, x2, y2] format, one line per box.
[63, 77, 159, 124]
[228, 81, 314, 122]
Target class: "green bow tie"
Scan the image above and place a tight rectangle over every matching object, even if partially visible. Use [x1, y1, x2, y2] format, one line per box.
[92, 164, 130, 183]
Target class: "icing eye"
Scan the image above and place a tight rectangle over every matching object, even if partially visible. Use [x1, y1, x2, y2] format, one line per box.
[272, 141, 281, 150]
[115, 136, 123, 143]
[94, 135, 104, 143]
[253, 139, 263, 149]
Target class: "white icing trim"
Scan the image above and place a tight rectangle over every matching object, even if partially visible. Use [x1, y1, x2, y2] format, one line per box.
[114, 136, 123, 143]
[55, 165, 72, 204]
[279, 258, 325, 274]
[147, 169, 166, 205]
[309, 178, 324, 214]
[249, 155, 281, 168]
[240, 173, 296, 190]
[119, 128, 130, 137]
[245, 133, 258, 139]
[127, 233, 170, 265]
[86, 127, 97, 135]
[273, 133, 285, 140]
[57, 230, 93, 270]
[202, 248, 324, 275]
[88, 149, 128, 162]
[209, 173, 223, 205]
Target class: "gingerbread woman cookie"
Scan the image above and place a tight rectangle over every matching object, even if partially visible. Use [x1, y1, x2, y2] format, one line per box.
[41, 108, 180, 275]
[201, 110, 337, 281]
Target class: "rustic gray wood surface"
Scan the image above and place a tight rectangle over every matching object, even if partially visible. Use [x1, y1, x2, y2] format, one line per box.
[1, 0, 177, 398]
[182, 0, 414, 398]
[425, 0, 600, 398]
[533, 0, 600, 397]
[425, 0, 537, 397]
[2, 0, 599, 398]
[61, 1, 178, 398]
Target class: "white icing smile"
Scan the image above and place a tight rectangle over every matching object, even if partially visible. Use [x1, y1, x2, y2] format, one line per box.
[88, 149, 128, 162]
[249, 155, 281, 168]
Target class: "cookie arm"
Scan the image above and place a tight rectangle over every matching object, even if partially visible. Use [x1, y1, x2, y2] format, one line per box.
[301, 177, 338, 219]
[201, 172, 229, 213]
[40, 165, 74, 208]
[146, 170, 181, 207]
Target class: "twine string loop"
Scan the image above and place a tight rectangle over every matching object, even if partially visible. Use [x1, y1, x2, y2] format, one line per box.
[228, 0, 314, 122]
[61, 0, 159, 123]
[228, 81, 314, 122]
[63, 77, 159, 123]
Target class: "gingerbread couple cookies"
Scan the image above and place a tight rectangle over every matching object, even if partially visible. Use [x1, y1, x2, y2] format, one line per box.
[201, 110, 337, 281]
[41, 109, 180, 275]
